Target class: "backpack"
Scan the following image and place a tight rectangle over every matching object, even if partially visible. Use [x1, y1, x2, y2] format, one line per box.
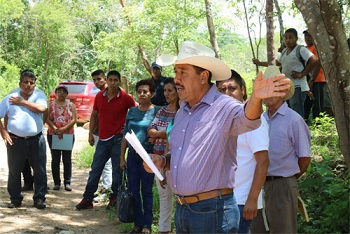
[280, 45, 311, 81]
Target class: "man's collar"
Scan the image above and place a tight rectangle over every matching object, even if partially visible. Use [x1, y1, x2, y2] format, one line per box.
[103, 88, 121, 98]
[182, 84, 216, 110]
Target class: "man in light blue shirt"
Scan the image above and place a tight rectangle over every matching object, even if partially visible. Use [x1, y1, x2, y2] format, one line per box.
[0, 69, 48, 209]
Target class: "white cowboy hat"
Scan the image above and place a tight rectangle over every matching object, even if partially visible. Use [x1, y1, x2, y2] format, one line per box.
[156, 41, 231, 81]
[263, 65, 295, 101]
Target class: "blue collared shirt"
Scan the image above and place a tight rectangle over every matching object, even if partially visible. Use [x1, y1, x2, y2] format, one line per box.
[264, 102, 311, 177]
[0, 89, 47, 137]
[169, 85, 261, 195]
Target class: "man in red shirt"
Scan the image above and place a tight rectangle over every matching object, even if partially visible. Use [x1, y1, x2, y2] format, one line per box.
[303, 30, 333, 120]
[76, 70, 136, 210]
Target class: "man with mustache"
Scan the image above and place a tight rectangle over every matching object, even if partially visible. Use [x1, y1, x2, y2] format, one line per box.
[0, 69, 47, 209]
[146, 41, 291, 233]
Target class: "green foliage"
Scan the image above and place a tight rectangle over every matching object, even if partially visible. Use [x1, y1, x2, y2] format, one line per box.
[298, 114, 349, 233]
[0, 0, 25, 26]
[75, 144, 94, 169]
[0, 59, 21, 99]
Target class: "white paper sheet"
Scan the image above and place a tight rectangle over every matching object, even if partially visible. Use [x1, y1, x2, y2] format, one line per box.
[125, 130, 164, 181]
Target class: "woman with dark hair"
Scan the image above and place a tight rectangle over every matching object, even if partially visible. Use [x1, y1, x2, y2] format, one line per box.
[46, 85, 77, 191]
[148, 78, 179, 234]
[120, 79, 161, 234]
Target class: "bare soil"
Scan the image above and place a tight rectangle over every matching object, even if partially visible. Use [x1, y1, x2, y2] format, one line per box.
[0, 127, 122, 233]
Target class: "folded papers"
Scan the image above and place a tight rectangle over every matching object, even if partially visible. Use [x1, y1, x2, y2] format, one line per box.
[125, 130, 164, 181]
[298, 195, 310, 222]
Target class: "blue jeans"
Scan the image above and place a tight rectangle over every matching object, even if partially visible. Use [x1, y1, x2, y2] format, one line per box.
[127, 149, 155, 229]
[238, 205, 252, 234]
[83, 135, 122, 200]
[7, 134, 47, 202]
[174, 193, 239, 233]
[289, 87, 307, 118]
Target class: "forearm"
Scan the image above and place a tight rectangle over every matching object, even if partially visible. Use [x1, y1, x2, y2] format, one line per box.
[247, 152, 269, 201]
[244, 93, 263, 120]
[120, 137, 128, 160]
[148, 129, 167, 139]
[46, 118, 57, 131]
[253, 60, 269, 67]
[297, 157, 311, 178]
[0, 120, 6, 136]
[162, 153, 171, 171]
[311, 61, 321, 81]
[89, 111, 98, 137]
[302, 56, 317, 77]
[62, 119, 76, 132]
[21, 100, 46, 113]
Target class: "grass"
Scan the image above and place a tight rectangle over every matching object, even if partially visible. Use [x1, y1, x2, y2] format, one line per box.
[75, 144, 95, 169]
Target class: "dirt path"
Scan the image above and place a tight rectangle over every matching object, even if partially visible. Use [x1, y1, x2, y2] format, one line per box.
[0, 127, 122, 233]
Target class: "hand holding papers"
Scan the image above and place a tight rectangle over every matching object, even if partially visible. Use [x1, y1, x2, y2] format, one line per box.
[52, 134, 74, 150]
[125, 131, 164, 181]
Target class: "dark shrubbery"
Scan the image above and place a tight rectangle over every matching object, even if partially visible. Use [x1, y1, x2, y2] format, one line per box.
[298, 114, 349, 233]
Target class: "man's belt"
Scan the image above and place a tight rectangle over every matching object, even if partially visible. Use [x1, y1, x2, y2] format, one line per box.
[9, 132, 42, 140]
[266, 175, 297, 181]
[175, 188, 233, 205]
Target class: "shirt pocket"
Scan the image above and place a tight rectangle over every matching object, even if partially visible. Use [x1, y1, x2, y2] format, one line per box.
[189, 121, 214, 147]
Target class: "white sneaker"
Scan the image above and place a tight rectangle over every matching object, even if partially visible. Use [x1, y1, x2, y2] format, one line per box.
[93, 193, 108, 203]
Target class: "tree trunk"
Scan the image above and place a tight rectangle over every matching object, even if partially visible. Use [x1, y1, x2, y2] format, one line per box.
[295, 0, 350, 166]
[274, 0, 285, 51]
[266, 0, 275, 65]
[204, 0, 221, 59]
[243, 0, 258, 74]
[119, 0, 151, 76]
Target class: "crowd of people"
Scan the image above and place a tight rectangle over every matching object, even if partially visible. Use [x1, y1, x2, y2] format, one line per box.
[0, 28, 331, 233]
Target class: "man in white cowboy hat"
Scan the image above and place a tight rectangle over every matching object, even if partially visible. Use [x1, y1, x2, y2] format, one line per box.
[251, 66, 311, 233]
[146, 41, 291, 233]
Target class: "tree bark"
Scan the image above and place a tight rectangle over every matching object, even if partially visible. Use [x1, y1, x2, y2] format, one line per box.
[295, 0, 350, 166]
[119, 0, 151, 76]
[243, 0, 258, 74]
[274, 0, 285, 50]
[204, 0, 221, 59]
[266, 0, 275, 65]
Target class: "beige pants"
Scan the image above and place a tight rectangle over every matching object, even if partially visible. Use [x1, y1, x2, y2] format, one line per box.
[251, 176, 298, 233]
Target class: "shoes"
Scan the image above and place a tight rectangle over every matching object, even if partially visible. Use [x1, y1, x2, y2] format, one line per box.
[34, 199, 46, 209]
[93, 188, 109, 203]
[76, 198, 93, 210]
[106, 196, 117, 210]
[129, 226, 142, 234]
[21, 184, 33, 191]
[93, 193, 108, 203]
[53, 185, 60, 190]
[8, 201, 21, 208]
[64, 185, 72, 191]
[141, 227, 151, 234]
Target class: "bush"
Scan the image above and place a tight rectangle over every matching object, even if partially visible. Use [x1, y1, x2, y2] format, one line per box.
[75, 144, 94, 169]
[298, 114, 349, 233]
